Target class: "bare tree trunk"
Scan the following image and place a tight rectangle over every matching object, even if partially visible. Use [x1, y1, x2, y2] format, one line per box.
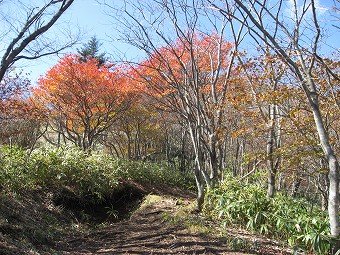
[180, 129, 187, 172]
[188, 122, 208, 211]
[310, 98, 340, 244]
[208, 0, 340, 248]
[209, 135, 219, 186]
[267, 104, 281, 197]
[194, 165, 205, 212]
[291, 177, 301, 198]
[267, 105, 275, 197]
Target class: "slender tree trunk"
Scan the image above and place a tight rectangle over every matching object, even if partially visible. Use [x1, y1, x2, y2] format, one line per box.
[109, 142, 120, 157]
[233, 138, 240, 176]
[188, 120, 208, 211]
[193, 151, 206, 211]
[267, 104, 281, 198]
[321, 191, 328, 212]
[291, 177, 301, 198]
[125, 129, 132, 159]
[194, 165, 205, 212]
[239, 140, 245, 177]
[180, 130, 187, 172]
[209, 135, 219, 186]
[267, 171, 275, 197]
[309, 95, 340, 249]
[316, 173, 329, 211]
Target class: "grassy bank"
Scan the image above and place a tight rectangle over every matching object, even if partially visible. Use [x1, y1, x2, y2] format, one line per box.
[0, 145, 194, 197]
[0, 145, 195, 254]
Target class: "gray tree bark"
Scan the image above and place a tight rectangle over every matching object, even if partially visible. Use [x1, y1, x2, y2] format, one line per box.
[208, 0, 340, 247]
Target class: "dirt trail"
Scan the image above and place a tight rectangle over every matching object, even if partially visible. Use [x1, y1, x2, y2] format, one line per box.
[54, 194, 291, 255]
[0, 183, 293, 255]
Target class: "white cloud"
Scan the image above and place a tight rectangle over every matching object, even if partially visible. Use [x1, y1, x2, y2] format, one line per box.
[314, 0, 329, 14]
[285, 0, 329, 19]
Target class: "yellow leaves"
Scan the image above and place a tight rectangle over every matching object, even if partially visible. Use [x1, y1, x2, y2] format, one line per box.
[231, 126, 249, 138]
[289, 109, 299, 118]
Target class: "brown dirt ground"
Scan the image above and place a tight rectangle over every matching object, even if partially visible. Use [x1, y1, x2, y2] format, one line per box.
[0, 182, 296, 255]
[52, 184, 294, 255]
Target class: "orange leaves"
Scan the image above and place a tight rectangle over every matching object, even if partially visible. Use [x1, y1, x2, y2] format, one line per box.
[31, 54, 138, 148]
[136, 32, 234, 98]
[34, 54, 131, 117]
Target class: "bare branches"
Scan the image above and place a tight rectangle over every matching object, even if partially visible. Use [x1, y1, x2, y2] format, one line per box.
[208, 0, 340, 243]
[0, 0, 78, 82]
[103, 0, 241, 210]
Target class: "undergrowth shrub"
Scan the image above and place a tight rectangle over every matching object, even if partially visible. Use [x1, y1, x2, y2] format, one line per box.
[29, 146, 119, 200]
[0, 146, 33, 190]
[203, 173, 331, 254]
[114, 159, 194, 189]
[0, 145, 194, 200]
[0, 146, 118, 200]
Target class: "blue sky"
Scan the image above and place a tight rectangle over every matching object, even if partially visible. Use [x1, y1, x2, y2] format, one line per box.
[22, 0, 148, 84]
[13, 0, 340, 85]
[21, 0, 116, 84]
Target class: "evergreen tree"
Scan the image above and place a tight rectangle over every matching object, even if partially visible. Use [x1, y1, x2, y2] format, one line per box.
[77, 36, 107, 66]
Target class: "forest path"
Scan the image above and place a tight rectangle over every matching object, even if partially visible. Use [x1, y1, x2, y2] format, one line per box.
[53, 186, 291, 255]
[55, 196, 248, 255]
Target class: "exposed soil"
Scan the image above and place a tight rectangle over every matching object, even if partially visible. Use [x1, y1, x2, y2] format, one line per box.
[54, 197, 292, 255]
[0, 182, 295, 255]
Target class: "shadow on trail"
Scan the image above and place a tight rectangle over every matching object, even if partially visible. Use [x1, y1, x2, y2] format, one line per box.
[55, 196, 260, 255]
[53, 183, 288, 255]
[53, 182, 146, 224]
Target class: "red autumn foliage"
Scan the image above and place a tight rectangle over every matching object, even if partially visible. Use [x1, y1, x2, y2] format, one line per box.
[32, 54, 139, 149]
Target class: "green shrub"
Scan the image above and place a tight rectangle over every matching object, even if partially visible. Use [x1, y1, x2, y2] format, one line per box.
[204, 173, 330, 254]
[28, 146, 64, 186]
[0, 146, 33, 190]
[0, 146, 119, 200]
[114, 159, 195, 189]
[0, 145, 194, 200]
[28, 146, 119, 200]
